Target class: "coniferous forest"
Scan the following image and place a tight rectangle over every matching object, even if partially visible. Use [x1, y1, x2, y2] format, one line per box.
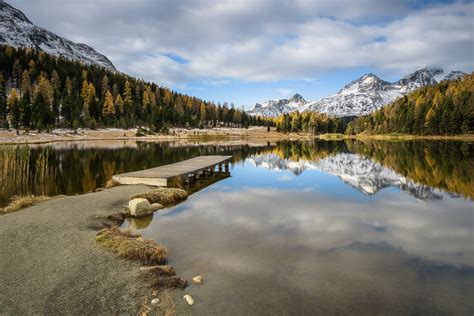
[0, 45, 472, 136]
[274, 73, 473, 136]
[0, 45, 271, 133]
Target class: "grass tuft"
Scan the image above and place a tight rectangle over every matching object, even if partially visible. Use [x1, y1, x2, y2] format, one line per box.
[96, 226, 167, 265]
[131, 188, 187, 206]
[1, 195, 51, 214]
[105, 179, 120, 189]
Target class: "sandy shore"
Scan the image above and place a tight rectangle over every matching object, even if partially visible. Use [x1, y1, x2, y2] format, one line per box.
[0, 126, 307, 145]
[0, 185, 175, 314]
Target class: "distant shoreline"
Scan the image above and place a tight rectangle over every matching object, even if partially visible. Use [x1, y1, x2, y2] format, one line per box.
[0, 126, 307, 145]
[0, 127, 472, 145]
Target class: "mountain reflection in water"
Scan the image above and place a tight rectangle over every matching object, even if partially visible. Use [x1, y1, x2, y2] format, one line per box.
[249, 153, 443, 200]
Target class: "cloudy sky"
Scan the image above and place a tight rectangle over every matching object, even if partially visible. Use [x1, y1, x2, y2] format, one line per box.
[7, 0, 474, 107]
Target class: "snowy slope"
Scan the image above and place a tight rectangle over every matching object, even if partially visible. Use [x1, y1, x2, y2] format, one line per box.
[247, 68, 466, 118]
[0, 2, 116, 71]
[246, 94, 306, 117]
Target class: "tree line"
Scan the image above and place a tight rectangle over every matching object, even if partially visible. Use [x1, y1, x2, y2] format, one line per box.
[274, 73, 473, 136]
[346, 73, 474, 135]
[274, 111, 350, 134]
[0, 45, 271, 133]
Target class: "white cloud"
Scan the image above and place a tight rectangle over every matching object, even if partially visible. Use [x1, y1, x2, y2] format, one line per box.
[8, 0, 474, 86]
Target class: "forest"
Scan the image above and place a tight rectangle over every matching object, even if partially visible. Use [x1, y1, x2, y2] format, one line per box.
[0, 45, 271, 133]
[346, 73, 474, 135]
[274, 111, 351, 134]
[275, 74, 473, 136]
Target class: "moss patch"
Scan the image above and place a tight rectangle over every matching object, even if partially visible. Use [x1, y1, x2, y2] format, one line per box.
[96, 226, 167, 265]
[131, 188, 187, 206]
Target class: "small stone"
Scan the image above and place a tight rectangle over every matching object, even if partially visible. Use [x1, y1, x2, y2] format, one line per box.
[183, 294, 194, 306]
[192, 275, 203, 285]
[151, 298, 160, 305]
[129, 198, 153, 217]
[151, 203, 164, 211]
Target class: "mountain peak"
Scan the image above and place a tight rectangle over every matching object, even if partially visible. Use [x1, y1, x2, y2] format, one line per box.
[247, 66, 467, 118]
[0, 1, 33, 25]
[0, 1, 116, 70]
[290, 93, 305, 102]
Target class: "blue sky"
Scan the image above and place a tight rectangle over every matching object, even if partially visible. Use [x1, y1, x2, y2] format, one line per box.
[8, 0, 474, 108]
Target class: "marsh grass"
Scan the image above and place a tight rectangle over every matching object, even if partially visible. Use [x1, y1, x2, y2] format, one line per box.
[131, 188, 187, 206]
[95, 226, 167, 265]
[1, 195, 51, 214]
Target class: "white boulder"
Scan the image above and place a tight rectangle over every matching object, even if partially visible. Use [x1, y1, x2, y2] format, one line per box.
[128, 198, 153, 217]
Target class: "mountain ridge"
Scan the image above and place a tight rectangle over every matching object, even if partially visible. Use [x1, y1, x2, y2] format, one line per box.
[247, 68, 466, 118]
[0, 1, 116, 71]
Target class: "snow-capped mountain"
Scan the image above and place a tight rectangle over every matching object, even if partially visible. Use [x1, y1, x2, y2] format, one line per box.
[248, 153, 443, 200]
[247, 68, 466, 117]
[247, 94, 307, 117]
[0, 2, 116, 71]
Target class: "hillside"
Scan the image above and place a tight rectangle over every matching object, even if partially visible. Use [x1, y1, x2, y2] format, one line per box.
[346, 73, 474, 135]
[0, 2, 116, 71]
[247, 68, 466, 118]
[0, 45, 262, 132]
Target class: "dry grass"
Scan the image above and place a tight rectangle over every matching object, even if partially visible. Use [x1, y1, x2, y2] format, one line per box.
[1, 195, 51, 214]
[150, 276, 188, 290]
[96, 226, 167, 265]
[105, 179, 120, 189]
[131, 188, 187, 206]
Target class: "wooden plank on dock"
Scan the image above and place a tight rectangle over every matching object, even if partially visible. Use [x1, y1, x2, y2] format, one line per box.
[112, 155, 232, 187]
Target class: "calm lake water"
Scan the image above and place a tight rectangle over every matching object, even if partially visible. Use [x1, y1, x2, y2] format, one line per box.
[1, 139, 473, 314]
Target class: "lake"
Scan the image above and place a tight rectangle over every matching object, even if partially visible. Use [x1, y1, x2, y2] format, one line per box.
[1, 139, 473, 314]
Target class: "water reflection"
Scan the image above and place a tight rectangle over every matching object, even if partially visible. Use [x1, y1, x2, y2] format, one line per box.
[1, 139, 473, 207]
[249, 153, 443, 200]
[134, 164, 473, 314]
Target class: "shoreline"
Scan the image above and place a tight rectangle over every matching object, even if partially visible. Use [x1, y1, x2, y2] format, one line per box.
[1, 127, 472, 145]
[0, 185, 185, 314]
[0, 126, 309, 145]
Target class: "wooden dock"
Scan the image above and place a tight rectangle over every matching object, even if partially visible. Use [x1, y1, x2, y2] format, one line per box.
[112, 155, 232, 187]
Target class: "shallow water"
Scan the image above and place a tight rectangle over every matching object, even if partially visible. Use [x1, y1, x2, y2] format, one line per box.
[1, 139, 473, 313]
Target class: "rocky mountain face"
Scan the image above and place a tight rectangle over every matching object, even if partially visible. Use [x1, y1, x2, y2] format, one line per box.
[248, 94, 307, 117]
[0, 1, 116, 71]
[248, 153, 443, 200]
[247, 68, 466, 118]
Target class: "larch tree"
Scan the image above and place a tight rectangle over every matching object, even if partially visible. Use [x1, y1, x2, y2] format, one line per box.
[7, 89, 20, 133]
[199, 102, 206, 127]
[102, 90, 115, 119]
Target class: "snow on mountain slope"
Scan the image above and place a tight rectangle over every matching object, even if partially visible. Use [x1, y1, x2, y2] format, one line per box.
[246, 94, 306, 117]
[248, 153, 443, 200]
[0, 2, 116, 71]
[247, 68, 467, 118]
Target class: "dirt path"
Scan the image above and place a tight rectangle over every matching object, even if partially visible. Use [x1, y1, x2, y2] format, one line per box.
[0, 185, 161, 314]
